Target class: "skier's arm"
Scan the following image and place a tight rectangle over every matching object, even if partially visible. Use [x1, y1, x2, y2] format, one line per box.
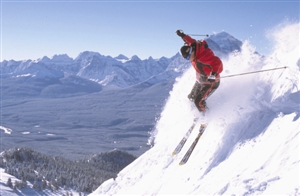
[201, 40, 209, 49]
[182, 35, 196, 46]
[176, 30, 196, 46]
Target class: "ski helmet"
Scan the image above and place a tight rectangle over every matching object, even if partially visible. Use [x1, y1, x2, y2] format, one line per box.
[180, 45, 193, 60]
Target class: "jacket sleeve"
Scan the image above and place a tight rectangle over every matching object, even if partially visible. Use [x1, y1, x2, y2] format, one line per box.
[212, 57, 223, 74]
[202, 40, 209, 48]
[182, 35, 196, 46]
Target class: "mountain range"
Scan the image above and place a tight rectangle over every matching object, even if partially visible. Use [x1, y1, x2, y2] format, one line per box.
[1, 31, 242, 89]
[1, 31, 243, 159]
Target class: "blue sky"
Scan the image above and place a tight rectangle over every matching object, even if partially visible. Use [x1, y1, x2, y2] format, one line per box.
[1, 0, 299, 61]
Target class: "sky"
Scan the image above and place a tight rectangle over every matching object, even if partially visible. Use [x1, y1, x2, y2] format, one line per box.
[1, 0, 299, 61]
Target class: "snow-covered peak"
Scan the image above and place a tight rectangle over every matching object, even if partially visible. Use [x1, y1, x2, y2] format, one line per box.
[130, 55, 141, 61]
[147, 56, 154, 61]
[39, 56, 51, 62]
[75, 51, 102, 61]
[115, 54, 129, 63]
[115, 54, 129, 60]
[207, 31, 243, 55]
[51, 54, 73, 62]
[38, 54, 73, 65]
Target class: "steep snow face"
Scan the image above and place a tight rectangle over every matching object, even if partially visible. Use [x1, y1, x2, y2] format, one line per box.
[91, 22, 300, 195]
[207, 31, 243, 59]
[260, 22, 299, 103]
[209, 31, 243, 54]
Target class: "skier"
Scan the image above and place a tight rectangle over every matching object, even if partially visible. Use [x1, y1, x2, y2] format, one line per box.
[176, 30, 223, 113]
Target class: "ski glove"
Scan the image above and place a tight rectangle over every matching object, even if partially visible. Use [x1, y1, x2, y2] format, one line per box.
[208, 72, 217, 82]
[176, 30, 186, 38]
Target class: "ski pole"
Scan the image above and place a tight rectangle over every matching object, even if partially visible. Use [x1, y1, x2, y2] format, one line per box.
[187, 34, 209, 37]
[221, 66, 287, 79]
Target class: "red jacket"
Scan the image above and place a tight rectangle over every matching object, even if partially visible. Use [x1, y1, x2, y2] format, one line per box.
[183, 35, 223, 78]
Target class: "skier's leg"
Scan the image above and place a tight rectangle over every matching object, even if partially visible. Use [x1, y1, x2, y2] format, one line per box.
[194, 83, 211, 112]
[205, 80, 220, 99]
[195, 80, 220, 112]
[194, 79, 220, 112]
[188, 81, 201, 101]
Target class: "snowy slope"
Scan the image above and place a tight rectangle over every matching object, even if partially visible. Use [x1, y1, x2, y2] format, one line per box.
[91, 22, 300, 195]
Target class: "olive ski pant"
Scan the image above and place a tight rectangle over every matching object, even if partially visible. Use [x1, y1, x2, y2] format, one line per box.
[188, 80, 220, 112]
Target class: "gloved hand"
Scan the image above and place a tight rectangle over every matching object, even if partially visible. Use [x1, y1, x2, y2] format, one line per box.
[176, 30, 186, 38]
[208, 72, 217, 82]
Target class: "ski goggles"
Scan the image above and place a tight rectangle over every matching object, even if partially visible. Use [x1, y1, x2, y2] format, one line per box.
[185, 46, 193, 60]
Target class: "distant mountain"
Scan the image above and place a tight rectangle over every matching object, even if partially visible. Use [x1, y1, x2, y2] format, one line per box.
[0, 31, 243, 89]
[207, 31, 243, 57]
[39, 54, 74, 64]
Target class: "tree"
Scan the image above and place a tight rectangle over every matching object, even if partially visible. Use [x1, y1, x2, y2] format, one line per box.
[13, 180, 20, 191]
[52, 180, 59, 191]
[42, 179, 47, 190]
[7, 178, 13, 188]
[21, 177, 27, 188]
[48, 182, 54, 192]
[33, 179, 40, 191]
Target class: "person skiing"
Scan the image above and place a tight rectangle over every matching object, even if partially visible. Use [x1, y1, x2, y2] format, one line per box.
[176, 30, 223, 113]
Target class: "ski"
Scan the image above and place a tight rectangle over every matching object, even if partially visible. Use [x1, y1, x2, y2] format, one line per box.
[172, 118, 199, 156]
[179, 123, 207, 165]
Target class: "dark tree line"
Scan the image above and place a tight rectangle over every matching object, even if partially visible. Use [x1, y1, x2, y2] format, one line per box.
[1, 147, 136, 193]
